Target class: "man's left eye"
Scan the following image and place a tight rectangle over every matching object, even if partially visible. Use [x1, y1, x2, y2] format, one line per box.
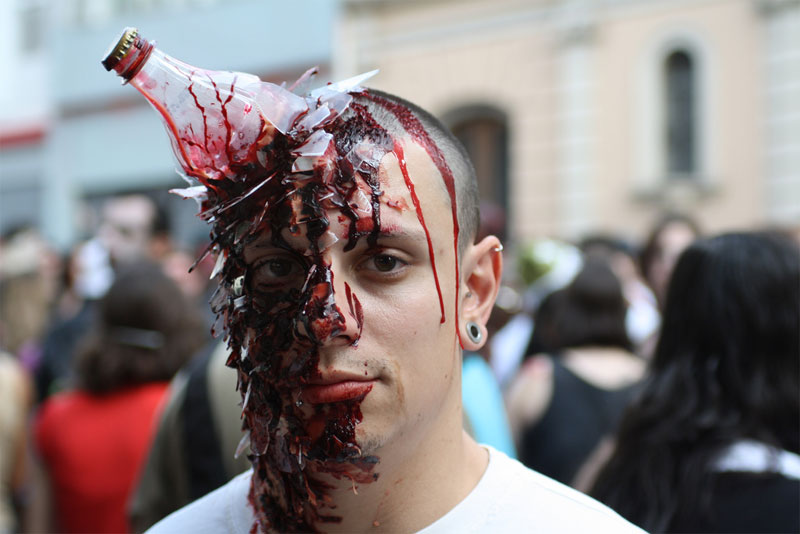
[372, 254, 399, 272]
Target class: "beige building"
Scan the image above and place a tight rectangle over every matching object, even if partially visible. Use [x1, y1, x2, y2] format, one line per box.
[335, 0, 800, 243]
[2, 0, 796, 250]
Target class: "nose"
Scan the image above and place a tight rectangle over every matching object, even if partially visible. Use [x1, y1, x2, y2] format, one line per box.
[298, 263, 362, 346]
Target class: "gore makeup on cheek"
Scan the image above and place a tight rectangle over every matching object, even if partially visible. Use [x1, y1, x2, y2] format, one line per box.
[103, 29, 460, 532]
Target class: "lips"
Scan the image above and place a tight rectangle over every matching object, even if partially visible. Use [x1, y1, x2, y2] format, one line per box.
[302, 378, 375, 404]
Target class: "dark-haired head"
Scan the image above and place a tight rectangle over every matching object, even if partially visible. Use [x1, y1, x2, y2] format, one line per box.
[75, 261, 206, 394]
[524, 258, 631, 357]
[591, 231, 800, 531]
[639, 212, 700, 306]
[654, 231, 800, 449]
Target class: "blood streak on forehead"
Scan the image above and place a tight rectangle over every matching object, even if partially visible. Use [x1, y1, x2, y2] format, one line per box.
[363, 93, 461, 333]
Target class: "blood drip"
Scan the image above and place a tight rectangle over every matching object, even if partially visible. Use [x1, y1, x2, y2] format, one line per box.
[393, 141, 445, 323]
[364, 94, 462, 341]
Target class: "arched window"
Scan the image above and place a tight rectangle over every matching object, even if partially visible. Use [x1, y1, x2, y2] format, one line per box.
[664, 50, 696, 175]
[634, 33, 711, 195]
[445, 107, 509, 235]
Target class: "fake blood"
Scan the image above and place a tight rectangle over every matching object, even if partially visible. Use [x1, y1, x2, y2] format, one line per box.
[393, 141, 445, 323]
[366, 94, 462, 342]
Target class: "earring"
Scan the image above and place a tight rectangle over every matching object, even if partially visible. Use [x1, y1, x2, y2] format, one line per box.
[466, 321, 483, 344]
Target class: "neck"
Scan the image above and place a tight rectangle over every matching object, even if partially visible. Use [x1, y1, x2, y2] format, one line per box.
[304, 386, 488, 533]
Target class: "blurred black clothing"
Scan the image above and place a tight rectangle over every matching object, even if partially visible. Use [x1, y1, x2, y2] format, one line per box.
[518, 356, 638, 485]
[34, 301, 96, 402]
[669, 472, 799, 533]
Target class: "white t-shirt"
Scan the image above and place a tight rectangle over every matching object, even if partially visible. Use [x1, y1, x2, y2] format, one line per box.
[147, 446, 645, 533]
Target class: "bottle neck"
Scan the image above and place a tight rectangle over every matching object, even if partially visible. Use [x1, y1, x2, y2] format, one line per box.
[112, 34, 155, 82]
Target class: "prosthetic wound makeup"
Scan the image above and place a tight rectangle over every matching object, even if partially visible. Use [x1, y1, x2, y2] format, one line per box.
[103, 28, 462, 533]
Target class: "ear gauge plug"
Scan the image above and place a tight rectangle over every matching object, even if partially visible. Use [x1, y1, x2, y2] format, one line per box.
[466, 321, 483, 344]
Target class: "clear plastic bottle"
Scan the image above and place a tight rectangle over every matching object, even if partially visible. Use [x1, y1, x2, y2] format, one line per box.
[101, 27, 308, 183]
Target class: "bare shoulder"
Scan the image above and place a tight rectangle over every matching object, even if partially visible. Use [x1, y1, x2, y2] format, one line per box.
[505, 355, 555, 439]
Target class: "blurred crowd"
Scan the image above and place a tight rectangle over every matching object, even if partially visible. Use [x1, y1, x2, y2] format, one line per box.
[1, 194, 798, 533]
[0, 194, 216, 533]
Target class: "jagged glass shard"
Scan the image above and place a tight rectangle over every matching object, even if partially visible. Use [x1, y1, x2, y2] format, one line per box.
[234, 430, 251, 459]
[169, 185, 208, 200]
[309, 69, 379, 100]
[293, 130, 333, 158]
[293, 103, 333, 134]
[287, 66, 319, 95]
[210, 250, 227, 279]
[252, 83, 309, 135]
[317, 230, 339, 253]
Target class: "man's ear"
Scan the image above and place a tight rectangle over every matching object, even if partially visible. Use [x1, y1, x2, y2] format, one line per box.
[459, 235, 503, 351]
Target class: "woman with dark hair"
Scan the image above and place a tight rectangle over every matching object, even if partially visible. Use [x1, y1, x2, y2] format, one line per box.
[590, 231, 800, 533]
[506, 258, 645, 485]
[33, 262, 207, 533]
[639, 212, 701, 309]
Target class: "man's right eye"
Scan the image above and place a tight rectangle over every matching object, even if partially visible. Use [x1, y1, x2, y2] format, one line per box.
[251, 256, 305, 288]
[265, 259, 294, 277]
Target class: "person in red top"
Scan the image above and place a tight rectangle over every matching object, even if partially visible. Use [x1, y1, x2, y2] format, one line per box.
[34, 262, 206, 533]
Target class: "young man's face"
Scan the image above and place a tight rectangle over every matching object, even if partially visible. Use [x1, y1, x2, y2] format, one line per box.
[242, 137, 462, 458]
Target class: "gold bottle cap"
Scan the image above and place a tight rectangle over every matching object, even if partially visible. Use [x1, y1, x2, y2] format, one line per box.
[101, 27, 139, 71]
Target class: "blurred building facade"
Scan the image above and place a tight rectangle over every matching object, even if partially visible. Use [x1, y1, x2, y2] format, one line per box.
[1, 0, 798, 249]
[0, 0, 338, 249]
[338, 0, 799, 241]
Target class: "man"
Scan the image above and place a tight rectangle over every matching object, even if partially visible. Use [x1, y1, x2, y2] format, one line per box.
[142, 80, 642, 532]
[99, 194, 172, 267]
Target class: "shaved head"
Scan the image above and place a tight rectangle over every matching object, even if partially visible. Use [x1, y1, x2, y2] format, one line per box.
[348, 90, 481, 256]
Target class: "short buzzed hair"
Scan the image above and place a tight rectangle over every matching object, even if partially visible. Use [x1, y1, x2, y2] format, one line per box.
[351, 89, 481, 255]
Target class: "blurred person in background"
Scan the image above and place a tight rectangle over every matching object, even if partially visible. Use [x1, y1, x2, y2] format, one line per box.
[128, 341, 248, 533]
[35, 193, 171, 402]
[0, 349, 32, 534]
[32, 262, 206, 534]
[590, 231, 799, 533]
[579, 234, 660, 357]
[636, 213, 701, 359]
[161, 244, 219, 330]
[639, 212, 700, 309]
[505, 258, 645, 486]
[489, 239, 583, 389]
[0, 226, 61, 367]
[98, 194, 173, 267]
[34, 238, 114, 401]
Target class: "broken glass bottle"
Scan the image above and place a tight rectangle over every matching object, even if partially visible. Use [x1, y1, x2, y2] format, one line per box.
[101, 27, 313, 185]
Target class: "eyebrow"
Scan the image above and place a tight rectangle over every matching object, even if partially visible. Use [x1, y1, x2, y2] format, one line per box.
[246, 225, 429, 253]
[372, 226, 428, 242]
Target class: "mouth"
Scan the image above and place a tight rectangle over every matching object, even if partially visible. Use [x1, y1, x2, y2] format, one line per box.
[302, 378, 376, 404]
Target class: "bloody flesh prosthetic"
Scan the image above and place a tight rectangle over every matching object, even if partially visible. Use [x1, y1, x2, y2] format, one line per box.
[103, 28, 462, 533]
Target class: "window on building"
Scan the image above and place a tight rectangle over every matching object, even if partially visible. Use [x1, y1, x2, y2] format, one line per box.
[664, 50, 695, 176]
[447, 108, 509, 232]
[19, 3, 45, 54]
